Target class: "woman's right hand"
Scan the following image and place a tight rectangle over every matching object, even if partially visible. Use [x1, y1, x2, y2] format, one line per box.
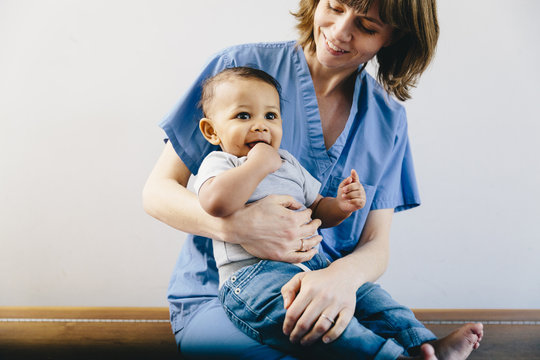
[221, 194, 323, 263]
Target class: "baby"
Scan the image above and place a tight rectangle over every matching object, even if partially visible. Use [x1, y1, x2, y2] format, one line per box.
[194, 67, 481, 359]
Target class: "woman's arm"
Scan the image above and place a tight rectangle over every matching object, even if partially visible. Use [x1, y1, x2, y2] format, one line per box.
[142, 142, 322, 262]
[143, 141, 222, 239]
[280, 208, 394, 345]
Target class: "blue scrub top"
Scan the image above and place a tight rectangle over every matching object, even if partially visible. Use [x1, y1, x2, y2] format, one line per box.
[160, 41, 421, 335]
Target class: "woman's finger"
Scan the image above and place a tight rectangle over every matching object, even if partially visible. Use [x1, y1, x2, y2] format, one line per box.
[321, 307, 355, 344]
[284, 247, 318, 265]
[299, 307, 340, 346]
[300, 234, 322, 251]
[282, 275, 312, 336]
[293, 207, 314, 226]
[298, 218, 322, 239]
[270, 194, 304, 211]
[281, 272, 305, 310]
[287, 301, 321, 344]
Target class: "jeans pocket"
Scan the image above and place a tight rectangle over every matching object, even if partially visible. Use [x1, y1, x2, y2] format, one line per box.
[220, 284, 263, 343]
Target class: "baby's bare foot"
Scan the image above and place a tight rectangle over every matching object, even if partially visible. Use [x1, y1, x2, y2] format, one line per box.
[397, 343, 438, 360]
[421, 343, 438, 359]
[430, 323, 484, 360]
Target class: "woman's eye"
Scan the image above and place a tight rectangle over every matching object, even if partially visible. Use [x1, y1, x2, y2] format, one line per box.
[236, 112, 250, 119]
[357, 19, 377, 35]
[327, 1, 342, 13]
[265, 112, 277, 120]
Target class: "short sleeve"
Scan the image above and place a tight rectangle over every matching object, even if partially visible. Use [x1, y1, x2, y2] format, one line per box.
[371, 109, 421, 212]
[193, 151, 241, 195]
[281, 150, 321, 207]
[160, 51, 234, 175]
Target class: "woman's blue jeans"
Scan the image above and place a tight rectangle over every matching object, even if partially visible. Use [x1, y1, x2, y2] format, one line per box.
[218, 254, 436, 360]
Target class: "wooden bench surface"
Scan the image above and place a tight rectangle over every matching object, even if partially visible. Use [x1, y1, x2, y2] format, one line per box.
[1, 307, 539, 359]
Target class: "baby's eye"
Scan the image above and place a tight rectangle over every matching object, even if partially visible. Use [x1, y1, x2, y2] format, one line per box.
[265, 112, 278, 120]
[236, 112, 250, 119]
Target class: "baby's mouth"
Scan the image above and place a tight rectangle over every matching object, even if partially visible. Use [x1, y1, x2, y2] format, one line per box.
[247, 140, 270, 149]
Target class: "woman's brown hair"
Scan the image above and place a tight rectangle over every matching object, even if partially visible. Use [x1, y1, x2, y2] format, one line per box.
[292, 0, 439, 101]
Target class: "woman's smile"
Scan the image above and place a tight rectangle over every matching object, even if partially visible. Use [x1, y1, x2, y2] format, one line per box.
[308, 0, 394, 73]
[323, 33, 348, 55]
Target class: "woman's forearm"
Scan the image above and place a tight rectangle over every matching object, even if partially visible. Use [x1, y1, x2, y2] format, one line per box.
[143, 177, 226, 240]
[329, 208, 393, 289]
[142, 142, 227, 241]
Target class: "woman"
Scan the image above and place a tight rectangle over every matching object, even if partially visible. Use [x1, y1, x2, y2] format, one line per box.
[143, 0, 483, 358]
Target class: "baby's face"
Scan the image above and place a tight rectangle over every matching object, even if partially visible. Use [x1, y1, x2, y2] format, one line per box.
[206, 78, 283, 157]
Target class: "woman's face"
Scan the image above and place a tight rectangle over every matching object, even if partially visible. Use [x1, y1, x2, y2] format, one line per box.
[311, 0, 395, 72]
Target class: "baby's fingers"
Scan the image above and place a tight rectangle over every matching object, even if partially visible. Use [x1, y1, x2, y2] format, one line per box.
[347, 197, 366, 209]
[339, 176, 353, 188]
[342, 189, 363, 199]
[350, 169, 359, 182]
[341, 188, 366, 209]
[341, 182, 363, 195]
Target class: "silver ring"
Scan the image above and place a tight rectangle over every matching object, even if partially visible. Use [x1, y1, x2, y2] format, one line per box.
[321, 313, 335, 325]
[299, 238, 304, 252]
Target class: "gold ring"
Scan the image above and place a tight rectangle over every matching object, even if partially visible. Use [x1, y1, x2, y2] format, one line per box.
[321, 313, 335, 325]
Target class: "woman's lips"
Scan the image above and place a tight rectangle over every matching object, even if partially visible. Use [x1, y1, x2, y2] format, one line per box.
[323, 33, 347, 55]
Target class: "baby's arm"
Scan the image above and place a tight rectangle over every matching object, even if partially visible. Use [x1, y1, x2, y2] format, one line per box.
[199, 143, 282, 217]
[309, 169, 366, 228]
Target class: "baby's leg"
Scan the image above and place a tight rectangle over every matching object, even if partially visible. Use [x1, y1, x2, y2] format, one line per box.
[353, 283, 437, 353]
[220, 260, 407, 359]
[353, 284, 483, 359]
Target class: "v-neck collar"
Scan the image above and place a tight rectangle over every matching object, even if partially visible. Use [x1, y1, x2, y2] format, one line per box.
[293, 46, 362, 178]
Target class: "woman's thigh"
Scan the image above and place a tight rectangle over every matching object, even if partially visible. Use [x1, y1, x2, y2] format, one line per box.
[176, 298, 298, 360]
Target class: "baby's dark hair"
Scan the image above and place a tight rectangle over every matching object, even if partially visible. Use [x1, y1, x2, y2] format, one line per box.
[200, 67, 282, 117]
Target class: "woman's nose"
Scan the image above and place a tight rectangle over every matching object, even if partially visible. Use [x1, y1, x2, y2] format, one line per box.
[333, 14, 354, 42]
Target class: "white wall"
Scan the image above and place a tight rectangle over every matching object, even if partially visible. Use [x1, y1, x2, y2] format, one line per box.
[1, 0, 538, 308]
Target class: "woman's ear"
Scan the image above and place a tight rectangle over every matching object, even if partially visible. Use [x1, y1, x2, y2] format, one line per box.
[199, 118, 221, 145]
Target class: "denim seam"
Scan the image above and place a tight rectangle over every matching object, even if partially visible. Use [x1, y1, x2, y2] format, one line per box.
[228, 288, 283, 327]
[408, 328, 420, 348]
[235, 260, 266, 288]
[402, 326, 436, 349]
[222, 302, 263, 342]
[382, 316, 398, 332]
[356, 282, 379, 303]
[226, 261, 288, 326]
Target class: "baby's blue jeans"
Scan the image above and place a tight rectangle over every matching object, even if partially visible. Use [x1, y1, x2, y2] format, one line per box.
[219, 254, 436, 359]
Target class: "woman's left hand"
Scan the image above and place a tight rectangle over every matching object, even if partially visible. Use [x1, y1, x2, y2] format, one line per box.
[280, 262, 360, 346]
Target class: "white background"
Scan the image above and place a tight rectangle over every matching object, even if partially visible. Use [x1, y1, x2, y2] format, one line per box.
[1, 0, 539, 308]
